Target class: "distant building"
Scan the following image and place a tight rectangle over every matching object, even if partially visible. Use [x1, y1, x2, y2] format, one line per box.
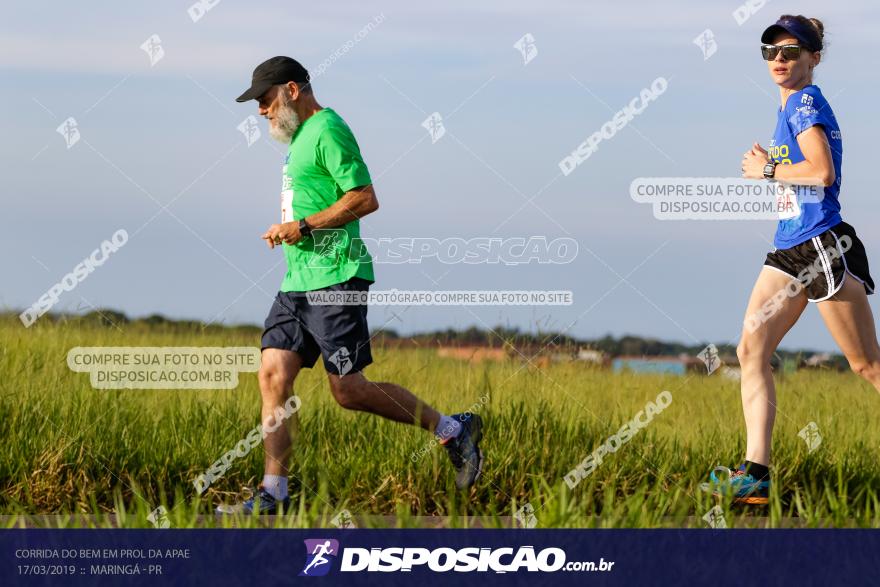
[437, 346, 508, 363]
[577, 349, 606, 364]
[612, 356, 691, 375]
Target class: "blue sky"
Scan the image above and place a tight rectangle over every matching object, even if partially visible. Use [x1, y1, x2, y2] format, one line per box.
[3, 0, 879, 352]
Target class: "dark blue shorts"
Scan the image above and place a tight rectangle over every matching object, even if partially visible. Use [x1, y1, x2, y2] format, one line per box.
[260, 277, 373, 375]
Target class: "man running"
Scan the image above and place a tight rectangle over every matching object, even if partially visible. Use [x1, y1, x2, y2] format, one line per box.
[219, 56, 484, 514]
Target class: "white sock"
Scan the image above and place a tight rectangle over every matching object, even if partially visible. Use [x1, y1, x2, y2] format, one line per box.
[262, 474, 288, 500]
[435, 414, 462, 442]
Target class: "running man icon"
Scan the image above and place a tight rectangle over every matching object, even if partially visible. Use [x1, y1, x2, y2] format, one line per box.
[300, 539, 339, 577]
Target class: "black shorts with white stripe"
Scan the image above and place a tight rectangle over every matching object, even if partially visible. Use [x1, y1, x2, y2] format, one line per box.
[764, 221, 875, 303]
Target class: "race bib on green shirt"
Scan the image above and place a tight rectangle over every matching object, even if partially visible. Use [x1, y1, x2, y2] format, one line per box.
[280, 164, 294, 223]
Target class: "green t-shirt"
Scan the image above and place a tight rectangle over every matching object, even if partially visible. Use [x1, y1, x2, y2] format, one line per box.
[279, 108, 374, 292]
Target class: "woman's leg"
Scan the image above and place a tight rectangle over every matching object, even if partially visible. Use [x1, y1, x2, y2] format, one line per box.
[817, 276, 880, 392]
[736, 267, 809, 466]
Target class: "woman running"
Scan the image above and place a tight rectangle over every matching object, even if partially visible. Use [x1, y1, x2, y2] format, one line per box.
[705, 15, 880, 505]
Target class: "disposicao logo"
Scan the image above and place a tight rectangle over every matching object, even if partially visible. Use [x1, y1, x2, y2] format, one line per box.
[299, 542, 604, 575]
[300, 539, 339, 577]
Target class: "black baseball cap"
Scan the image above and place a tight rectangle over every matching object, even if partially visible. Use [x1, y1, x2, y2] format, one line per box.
[235, 56, 310, 103]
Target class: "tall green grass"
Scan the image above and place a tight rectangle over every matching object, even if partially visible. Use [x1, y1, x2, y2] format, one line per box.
[2, 316, 878, 528]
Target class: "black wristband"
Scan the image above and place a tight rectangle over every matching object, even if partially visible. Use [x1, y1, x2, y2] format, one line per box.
[298, 218, 312, 238]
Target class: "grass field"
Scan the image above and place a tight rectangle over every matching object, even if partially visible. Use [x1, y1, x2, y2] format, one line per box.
[2, 315, 879, 528]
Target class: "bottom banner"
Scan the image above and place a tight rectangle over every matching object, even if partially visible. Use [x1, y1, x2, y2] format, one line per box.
[3, 529, 877, 586]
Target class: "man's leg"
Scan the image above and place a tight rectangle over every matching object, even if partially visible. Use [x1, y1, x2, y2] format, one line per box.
[310, 279, 484, 488]
[215, 346, 303, 514]
[259, 348, 303, 491]
[326, 370, 484, 489]
[326, 371, 440, 430]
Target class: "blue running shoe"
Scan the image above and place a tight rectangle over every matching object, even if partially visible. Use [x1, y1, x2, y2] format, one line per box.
[215, 485, 290, 515]
[442, 413, 484, 490]
[700, 465, 770, 505]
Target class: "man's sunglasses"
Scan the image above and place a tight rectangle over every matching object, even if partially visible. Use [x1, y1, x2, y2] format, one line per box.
[761, 44, 802, 61]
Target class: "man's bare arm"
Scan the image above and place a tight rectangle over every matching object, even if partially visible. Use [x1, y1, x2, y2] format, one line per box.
[305, 184, 379, 230]
[262, 184, 379, 248]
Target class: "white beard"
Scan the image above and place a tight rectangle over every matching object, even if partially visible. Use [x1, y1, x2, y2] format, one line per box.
[269, 99, 301, 143]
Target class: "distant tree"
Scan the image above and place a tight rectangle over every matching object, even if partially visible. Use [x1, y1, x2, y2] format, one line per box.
[81, 309, 129, 328]
[142, 314, 170, 325]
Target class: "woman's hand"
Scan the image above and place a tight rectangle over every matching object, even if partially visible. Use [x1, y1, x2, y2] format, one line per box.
[742, 142, 770, 180]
